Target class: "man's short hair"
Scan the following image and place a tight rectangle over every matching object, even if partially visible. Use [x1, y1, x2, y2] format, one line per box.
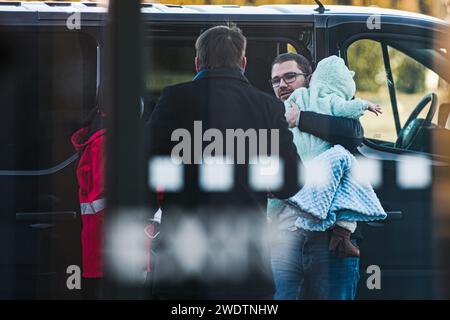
[195, 24, 247, 69]
[271, 52, 313, 75]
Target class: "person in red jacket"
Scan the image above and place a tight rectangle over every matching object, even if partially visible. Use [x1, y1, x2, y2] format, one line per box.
[71, 107, 106, 299]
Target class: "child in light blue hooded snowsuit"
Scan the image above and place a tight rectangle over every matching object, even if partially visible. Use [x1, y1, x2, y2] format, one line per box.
[287, 55, 379, 162]
[268, 55, 384, 242]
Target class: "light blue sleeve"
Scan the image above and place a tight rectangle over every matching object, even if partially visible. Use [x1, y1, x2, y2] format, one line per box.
[285, 87, 309, 111]
[330, 95, 369, 119]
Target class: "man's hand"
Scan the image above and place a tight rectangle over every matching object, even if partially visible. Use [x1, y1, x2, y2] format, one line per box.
[285, 101, 301, 128]
[367, 103, 382, 116]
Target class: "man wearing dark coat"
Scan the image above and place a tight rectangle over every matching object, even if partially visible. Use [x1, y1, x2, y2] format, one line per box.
[144, 25, 363, 299]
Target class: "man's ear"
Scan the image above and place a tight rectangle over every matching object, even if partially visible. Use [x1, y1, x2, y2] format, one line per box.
[241, 56, 247, 71]
[195, 57, 202, 73]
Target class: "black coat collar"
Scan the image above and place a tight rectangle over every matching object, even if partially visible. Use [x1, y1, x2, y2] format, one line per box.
[194, 67, 249, 84]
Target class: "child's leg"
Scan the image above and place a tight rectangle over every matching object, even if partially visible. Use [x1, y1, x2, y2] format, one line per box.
[336, 220, 357, 233]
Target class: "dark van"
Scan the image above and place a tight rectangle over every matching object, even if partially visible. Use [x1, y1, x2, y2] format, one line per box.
[0, 2, 449, 299]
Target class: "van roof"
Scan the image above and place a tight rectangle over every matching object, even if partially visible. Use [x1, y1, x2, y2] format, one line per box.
[0, 2, 446, 25]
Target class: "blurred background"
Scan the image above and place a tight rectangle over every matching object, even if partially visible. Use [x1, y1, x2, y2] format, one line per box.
[15, 0, 450, 20]
[149, 0, 450, 22]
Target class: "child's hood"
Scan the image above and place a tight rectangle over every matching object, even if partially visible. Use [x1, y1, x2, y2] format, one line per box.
[309, 55, 356, 100]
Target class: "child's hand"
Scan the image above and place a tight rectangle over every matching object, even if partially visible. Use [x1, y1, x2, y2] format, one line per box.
[285, 101, 300, 128]
[368, 103, 382, 116]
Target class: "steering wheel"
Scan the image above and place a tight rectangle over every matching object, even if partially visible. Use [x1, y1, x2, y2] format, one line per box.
[395, 92, 438, 149]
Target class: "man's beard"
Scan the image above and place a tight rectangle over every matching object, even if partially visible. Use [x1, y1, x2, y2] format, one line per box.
[279, 88, 293, 101]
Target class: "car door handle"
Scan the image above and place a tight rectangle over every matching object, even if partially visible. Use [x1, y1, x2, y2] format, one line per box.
[29, 223, 54, 229]
[367, 211, 403, 227]
[385, 211, 403, 221]
[16, 211, 77, 224]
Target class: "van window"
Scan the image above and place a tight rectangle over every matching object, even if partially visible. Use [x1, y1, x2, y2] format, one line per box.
[347, 38, 450, 154]
[347, 39, 397, 143]
[143, 38, 306, 109]
[144, 39, 196, 106]
[0, 30, 97, 171]
[388, 47, 449, 127]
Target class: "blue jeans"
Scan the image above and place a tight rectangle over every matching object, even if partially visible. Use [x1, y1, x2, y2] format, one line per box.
[270, 228, 360, 300]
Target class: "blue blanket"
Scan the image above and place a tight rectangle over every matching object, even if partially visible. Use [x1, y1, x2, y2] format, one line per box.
[286, 145, 386, 231]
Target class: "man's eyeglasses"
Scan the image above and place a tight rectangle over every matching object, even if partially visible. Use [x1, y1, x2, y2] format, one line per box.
[269, 72, 309, 88]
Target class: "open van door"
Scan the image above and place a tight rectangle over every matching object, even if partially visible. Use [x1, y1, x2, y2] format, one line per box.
[326, 13, 450, 299]
[0, 22, 98, 298]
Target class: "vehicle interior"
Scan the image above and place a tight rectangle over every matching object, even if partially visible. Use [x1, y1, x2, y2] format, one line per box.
[345, 36, 450, 157]
[142, 24, 315, 118]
